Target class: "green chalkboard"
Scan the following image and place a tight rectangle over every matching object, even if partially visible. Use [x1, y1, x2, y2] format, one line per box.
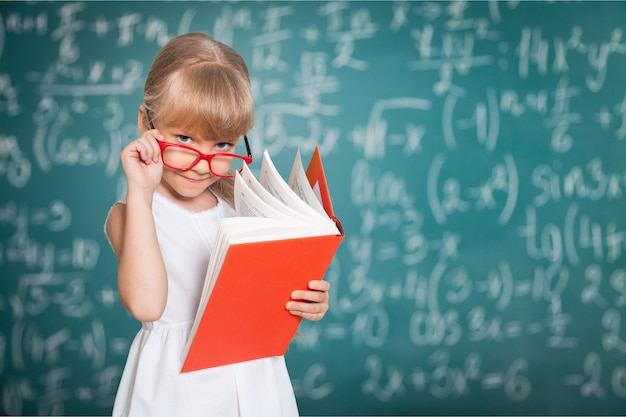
[2, 1, 626, 415]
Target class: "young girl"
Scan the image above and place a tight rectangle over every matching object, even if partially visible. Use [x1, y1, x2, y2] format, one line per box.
[105, 32, 331, 417]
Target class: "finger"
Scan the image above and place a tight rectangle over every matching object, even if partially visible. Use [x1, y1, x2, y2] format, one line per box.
[285, 301, 328, 321]
[142, 131, 163, 163]
[290, 289, 328, 304]
[290, 280, 329, 302]
[307, 279, 330, 292]
[136, 140, 156, 165]
[132, 134, 161, 164]
[147, 128, 163, 140]
[289, 310, 324, 321]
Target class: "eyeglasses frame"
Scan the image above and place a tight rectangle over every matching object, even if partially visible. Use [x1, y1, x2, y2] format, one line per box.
[144, 108, 253, 178]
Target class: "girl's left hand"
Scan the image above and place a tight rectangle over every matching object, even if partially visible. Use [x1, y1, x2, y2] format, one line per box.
[286, 280, 330, 321]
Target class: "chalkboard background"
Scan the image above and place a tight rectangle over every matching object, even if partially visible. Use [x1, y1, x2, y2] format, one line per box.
[1, 1, 626, 416]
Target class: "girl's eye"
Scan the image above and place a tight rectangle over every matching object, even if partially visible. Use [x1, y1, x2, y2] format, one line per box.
[176, 135, 193, 145]
[216, 142, 234, 152]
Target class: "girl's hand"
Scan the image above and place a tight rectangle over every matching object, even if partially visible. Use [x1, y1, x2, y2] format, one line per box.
[121, 130, 164, 192]
[286, 280, 330, 321]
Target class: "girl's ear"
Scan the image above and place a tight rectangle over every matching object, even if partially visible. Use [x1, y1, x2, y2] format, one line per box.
[137, 104, 150, 134]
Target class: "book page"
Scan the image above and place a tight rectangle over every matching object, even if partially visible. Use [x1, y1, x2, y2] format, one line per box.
[233, 170, 290, 220]
[231, 172, 333, 239]
[240, 163, 312, 223]
[259, 150, 335, 231]
[287, 149, 327, 217]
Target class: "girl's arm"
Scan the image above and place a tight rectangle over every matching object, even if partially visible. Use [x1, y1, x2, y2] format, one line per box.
[106, 130, 168, 322]
[286, 280, 330, 321]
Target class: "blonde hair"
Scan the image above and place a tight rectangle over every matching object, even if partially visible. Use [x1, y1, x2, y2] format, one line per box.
[143, 32, 254, 206]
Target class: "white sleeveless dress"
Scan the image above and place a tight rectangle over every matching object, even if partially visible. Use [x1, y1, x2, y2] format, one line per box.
[108, 192, 299, 417]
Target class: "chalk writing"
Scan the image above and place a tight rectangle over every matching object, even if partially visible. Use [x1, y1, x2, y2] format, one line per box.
[1, 2, 626, 416]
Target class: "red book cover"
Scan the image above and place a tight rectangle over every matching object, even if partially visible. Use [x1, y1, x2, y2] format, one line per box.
[181, 234, 343, 372]
[305, 147, 335, 218]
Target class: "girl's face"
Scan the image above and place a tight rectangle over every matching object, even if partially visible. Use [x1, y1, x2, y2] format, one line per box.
[140, 109, 241, 205]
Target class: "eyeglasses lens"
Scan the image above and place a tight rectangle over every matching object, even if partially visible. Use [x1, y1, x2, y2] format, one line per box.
[162, 146, 199, 171]
[211, 154, 247, 174]
[162, 146, 246, 178]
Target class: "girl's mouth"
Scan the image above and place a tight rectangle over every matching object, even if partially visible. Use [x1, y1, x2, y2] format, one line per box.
[180, 175, 208, 184]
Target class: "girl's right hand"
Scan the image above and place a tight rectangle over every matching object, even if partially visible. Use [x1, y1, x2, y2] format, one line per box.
[120, 130, 164, 192]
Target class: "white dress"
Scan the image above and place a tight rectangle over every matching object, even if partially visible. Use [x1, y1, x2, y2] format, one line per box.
[108, 192, 299, 417]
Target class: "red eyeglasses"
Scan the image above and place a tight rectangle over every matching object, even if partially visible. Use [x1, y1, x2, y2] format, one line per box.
[145, 108, 253, 178]
[155, 137, 252, 178]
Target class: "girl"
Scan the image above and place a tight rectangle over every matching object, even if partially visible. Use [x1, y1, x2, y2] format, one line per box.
[105, 32, 331, 416]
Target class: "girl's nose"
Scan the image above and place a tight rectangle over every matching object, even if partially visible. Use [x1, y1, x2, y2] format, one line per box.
[191, 156, 214, 175]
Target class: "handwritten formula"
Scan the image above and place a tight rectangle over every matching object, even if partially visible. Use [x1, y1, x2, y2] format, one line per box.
[1, 2, 626, 415]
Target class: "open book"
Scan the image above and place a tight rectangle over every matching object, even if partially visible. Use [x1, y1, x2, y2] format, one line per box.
[181, 147, 344, 372]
